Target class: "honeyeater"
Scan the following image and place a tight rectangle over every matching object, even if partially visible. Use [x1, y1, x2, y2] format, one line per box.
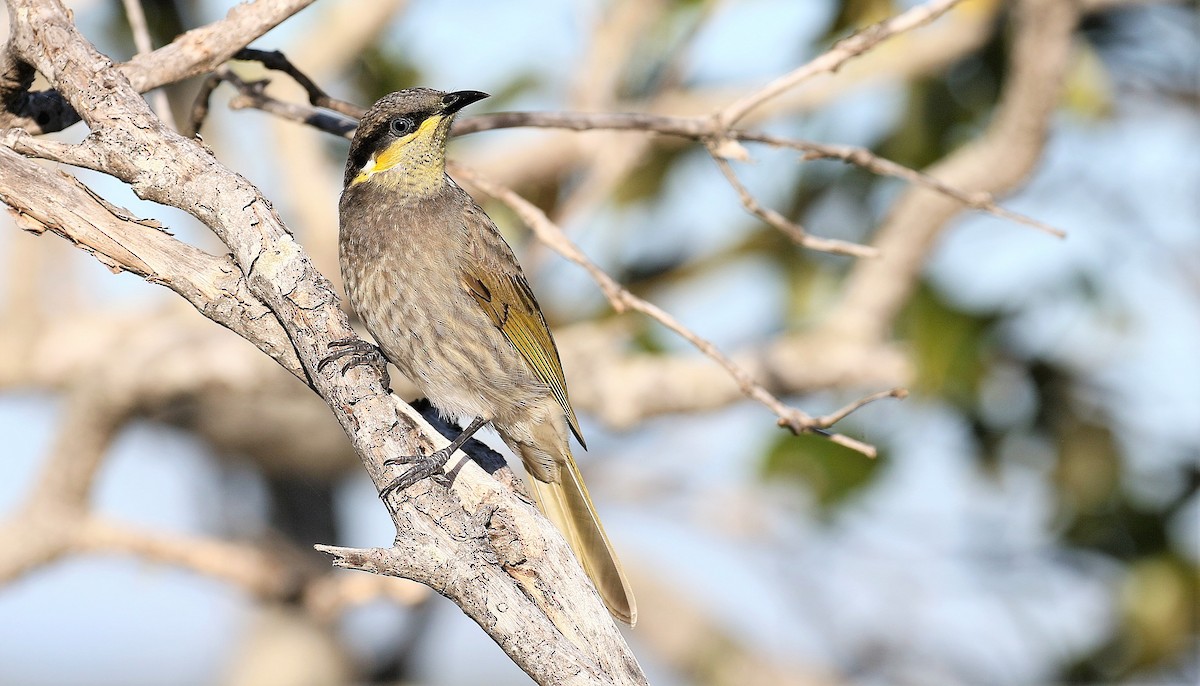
[327, 88, 636, 625]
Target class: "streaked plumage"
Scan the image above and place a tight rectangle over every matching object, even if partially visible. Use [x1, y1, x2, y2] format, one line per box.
[336, 88, 636, 625]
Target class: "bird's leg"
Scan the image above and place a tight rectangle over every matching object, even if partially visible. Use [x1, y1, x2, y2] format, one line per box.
[318, 337, 391, 388]
[379, 416, 490, 500]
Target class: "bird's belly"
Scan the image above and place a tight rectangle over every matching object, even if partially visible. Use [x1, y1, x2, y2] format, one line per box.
[342, 251, 546, 424]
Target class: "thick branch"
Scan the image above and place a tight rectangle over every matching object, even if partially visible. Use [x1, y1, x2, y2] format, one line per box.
[2, 2, 643, 683]
[0, 146, 304, 378]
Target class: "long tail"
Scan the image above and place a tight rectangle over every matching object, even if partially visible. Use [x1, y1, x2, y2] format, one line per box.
[527, 452, 637, 626]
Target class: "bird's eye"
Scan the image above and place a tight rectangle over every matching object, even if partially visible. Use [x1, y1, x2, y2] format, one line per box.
[441, 93, 459, 108]
[389, 117, 416, 136]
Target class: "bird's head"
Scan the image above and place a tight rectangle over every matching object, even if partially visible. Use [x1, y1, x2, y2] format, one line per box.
[343, 88, 489, 192]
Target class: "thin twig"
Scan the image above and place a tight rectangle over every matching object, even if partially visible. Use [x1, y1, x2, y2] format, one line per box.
[714, 0, 967, 130]
[121, 0, 175, 130]
[815, 387, 909, 427]
[753, 136, 1067, 238]
[203, 50, 1066, 243]
[186, 68, 224, 137]
[233, 48, 363, 118]
[463, 113, 1067, 240]
[187, 67, 357, 139]
[707, 145, 879, 258]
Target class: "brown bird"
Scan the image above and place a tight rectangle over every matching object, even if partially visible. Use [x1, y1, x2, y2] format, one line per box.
[325, 88, 636, 625]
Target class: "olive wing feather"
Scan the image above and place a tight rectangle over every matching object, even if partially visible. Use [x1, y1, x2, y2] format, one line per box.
[463, 267, 586, 449]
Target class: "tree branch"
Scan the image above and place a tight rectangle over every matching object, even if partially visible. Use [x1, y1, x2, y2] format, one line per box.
[0, 146, 305, 378]
[196, 57, 1064, 247]
[0, 0, 317, 133]
[707, 148, 879, 257]
[2, 2, 643, 683]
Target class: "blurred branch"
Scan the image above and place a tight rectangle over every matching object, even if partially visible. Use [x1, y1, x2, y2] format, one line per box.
[0, 298, 409, 605]
[472, 0, 1002, 191]
[820, 0, 1082, 345]
[556, 324, 912, 430]
[0, 379, 126, 584]
[551, 0, 672, 229]
[0, 310, 284, 587]
[78, 519, 300, 597]
[1, 2, 645, 683]
[632, 574, 844, 686]
[121, 0, 176, 129]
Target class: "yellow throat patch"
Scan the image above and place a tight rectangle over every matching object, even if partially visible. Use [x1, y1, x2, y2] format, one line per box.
[351, 115, 446, 189]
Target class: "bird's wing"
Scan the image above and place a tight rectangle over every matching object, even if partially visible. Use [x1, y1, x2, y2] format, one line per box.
[461, 257, 586, 449]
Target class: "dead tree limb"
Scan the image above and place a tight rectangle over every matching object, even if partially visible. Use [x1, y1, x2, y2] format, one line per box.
[1, 1, 644, 683]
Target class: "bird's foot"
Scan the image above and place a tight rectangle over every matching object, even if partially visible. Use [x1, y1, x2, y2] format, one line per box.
[378, 447, 454, 500]
[318, 337, 391, 388]
[376, 416, 490, 501]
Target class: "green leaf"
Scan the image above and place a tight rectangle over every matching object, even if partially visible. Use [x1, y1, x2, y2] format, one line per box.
[761, 431, 882, 513]
[897, 283, 994, 406]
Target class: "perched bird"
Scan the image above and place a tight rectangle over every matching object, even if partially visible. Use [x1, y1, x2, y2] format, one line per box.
[326, 88, 636, 625]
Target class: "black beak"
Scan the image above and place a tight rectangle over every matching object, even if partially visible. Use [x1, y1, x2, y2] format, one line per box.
[441, 90, 489, 114]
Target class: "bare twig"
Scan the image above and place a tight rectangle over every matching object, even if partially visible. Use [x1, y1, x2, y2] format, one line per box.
[461, 113, 1068, 240]
[121, 0, 176, 129]
[233, 48, 363, 118]
[707, 147, 879, 257]
[713, 0, 967, 130]
[757, 137, 1066, 238]
[815, 387, 909, 427]
[188, 66, 356, 139]
[200, 51, 1066, 245]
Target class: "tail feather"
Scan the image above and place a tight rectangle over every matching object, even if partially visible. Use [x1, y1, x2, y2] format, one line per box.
[527, 454, 637, 626]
